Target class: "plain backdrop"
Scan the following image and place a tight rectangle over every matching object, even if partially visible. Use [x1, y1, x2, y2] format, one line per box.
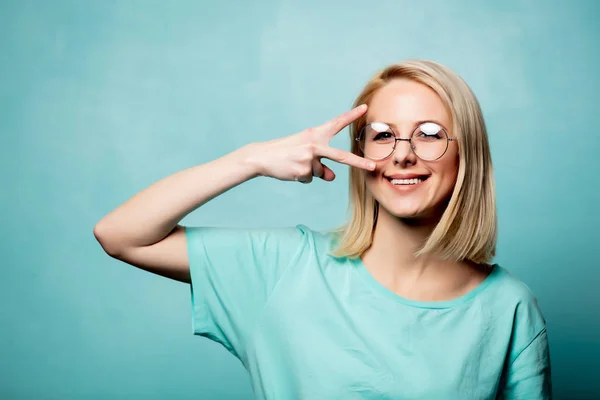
[1, 0, 599, 398]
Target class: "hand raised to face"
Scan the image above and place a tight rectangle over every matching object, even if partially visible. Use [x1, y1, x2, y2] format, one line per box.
[252, 104, 376, 184]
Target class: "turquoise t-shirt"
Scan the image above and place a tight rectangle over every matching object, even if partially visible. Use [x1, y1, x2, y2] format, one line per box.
[185, 224, 551, 399]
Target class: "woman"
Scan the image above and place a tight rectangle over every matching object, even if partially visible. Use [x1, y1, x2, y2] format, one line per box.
[94, 59, 551, 399]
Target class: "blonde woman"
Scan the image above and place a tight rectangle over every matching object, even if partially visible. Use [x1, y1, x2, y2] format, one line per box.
[94, 60, 551, 399]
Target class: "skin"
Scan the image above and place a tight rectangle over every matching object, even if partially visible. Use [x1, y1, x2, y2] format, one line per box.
[360, 78, 490, 302]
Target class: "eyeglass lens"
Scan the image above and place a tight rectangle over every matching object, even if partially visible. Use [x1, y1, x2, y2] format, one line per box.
[359, 122, 449, 161]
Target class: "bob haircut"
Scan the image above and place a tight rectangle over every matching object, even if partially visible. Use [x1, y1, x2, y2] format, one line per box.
[329, 59, 496, 265]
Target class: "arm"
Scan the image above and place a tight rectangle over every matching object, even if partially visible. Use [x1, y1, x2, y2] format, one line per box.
[93, 144, 261, 283]
[93, 105, 374, 283]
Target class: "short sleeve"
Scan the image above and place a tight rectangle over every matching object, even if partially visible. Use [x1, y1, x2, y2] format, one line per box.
[499, 328, 552, 399]
[498, 285, 552, 399]
[184, 224, 309, 360]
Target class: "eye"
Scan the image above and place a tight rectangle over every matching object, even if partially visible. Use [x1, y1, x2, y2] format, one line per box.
[416, 122, 444, 140]
[416, 131, 442, 139]
[365, 122, 394, 142]
[373, 132, 393, 141]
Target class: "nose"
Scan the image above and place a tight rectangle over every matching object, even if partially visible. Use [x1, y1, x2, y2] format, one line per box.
[391, 138, 417, 165]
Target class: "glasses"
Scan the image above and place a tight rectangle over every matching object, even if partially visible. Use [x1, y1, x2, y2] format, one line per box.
[356, 121, 456, 161]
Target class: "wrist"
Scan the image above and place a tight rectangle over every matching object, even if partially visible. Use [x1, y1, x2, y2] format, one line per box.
[235, 142, 265, 179]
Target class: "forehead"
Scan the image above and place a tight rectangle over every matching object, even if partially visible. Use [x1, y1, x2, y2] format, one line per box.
[367, 78, 451, 129]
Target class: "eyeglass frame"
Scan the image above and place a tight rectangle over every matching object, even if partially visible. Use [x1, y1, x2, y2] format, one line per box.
[355, 121, 458, 161]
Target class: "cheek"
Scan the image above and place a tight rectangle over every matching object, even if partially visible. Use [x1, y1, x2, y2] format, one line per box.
[363, 171, 379, 194]
[435, 157, 459, 192]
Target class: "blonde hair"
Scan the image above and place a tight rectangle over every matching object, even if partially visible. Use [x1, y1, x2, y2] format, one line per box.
[329, 59, 496, 264]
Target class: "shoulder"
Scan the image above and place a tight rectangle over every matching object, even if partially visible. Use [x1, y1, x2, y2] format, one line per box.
[484, 266, 552, 375]
[484, 265, 547, 334]
[294, 224, 338, 250]
[491, 265, 540, 304]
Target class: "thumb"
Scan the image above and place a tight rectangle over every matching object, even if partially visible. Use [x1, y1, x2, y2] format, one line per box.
[312, 159, 324, 179]
[318, 162, 336, 181]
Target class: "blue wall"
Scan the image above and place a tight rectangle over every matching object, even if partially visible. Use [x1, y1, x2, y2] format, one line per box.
[1, 0, 598, 398]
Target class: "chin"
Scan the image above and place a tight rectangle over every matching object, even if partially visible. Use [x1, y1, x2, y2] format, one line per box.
[378, 201, 444, 224]
[383, 205, 427, 219]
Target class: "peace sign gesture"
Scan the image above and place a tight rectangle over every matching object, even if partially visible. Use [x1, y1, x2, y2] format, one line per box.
[252, 104, 376, 183]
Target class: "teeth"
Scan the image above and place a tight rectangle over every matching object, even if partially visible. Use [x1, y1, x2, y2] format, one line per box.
[390, 178, 423, 185]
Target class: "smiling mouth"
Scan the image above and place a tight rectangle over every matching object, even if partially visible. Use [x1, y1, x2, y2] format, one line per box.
[386, 176, 430, 186]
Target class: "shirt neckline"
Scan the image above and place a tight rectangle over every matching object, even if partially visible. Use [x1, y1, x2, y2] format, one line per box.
[350, 256, 502, 309]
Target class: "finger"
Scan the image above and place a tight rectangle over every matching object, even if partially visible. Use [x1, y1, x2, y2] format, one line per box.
[318, 163, 336, 181]
[320, 104, 368, 137]
[312, 159, 324, 179]
[318, 146, 376, 171]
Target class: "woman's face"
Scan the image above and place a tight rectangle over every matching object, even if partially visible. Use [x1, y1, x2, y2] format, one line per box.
[364, 78, 459, 220]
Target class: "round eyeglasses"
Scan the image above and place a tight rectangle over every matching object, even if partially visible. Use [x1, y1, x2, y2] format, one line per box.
[356, 121, 456, 161]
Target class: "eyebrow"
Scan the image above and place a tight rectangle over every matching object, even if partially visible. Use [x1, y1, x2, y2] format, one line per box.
[367, 119, 449, 132]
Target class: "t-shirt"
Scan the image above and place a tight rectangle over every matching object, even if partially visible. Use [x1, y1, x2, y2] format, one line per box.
[185, 224, 551, 399]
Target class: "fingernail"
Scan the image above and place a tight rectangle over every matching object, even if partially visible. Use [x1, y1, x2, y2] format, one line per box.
[358, 104, 367, 111]
[368, 162, 376, 169]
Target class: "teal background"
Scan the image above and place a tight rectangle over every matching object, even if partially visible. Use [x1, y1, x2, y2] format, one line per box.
[1, 0, 598, 398]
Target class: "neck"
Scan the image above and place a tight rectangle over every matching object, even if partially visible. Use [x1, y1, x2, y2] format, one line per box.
[362, 207, 464, 285]
[360, 204, 491, 301]
[367, 205, 442, 275]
